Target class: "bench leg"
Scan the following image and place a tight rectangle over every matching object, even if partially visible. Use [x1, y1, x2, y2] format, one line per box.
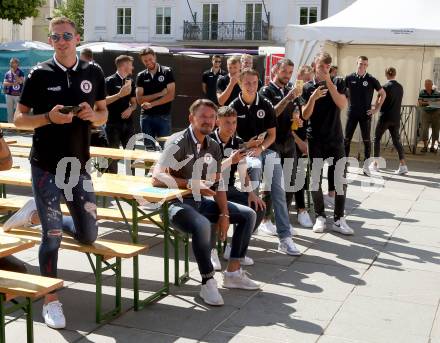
[25, 298, 33, 343]
[174, 233, 180, 286]
[0, 294, 5, 343]
[94, 255, 122, 323]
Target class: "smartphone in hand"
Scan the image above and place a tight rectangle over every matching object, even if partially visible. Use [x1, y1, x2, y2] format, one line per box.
[59, 105, 82, 115]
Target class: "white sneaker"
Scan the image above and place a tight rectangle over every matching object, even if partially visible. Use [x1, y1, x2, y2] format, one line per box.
[278, 237, 302, 256]
[332, 217, 354, 235]
[223, 269, 260, 290]
[395, 165, 408, 175]
[211, 249, 222, 271]
[324, 194, 335, 209]
[200, 279, 224, 306]
[42, 301, 66, 329]
[313, 216, 326, 233]
[369, 162, 379, 172]
[289, 224, 297, 236]
[298, 211, 313, 228]
[223, 244, 254, 266]
[257, 221, 277, 236]
[3, 199, 37, 232]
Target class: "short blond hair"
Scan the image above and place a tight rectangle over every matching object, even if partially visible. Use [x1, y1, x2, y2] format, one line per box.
[49, 17, 77, 33]
[227, 56, 241, 65]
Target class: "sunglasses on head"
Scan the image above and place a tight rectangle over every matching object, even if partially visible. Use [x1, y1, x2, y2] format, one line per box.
[50, 32, 74, 42]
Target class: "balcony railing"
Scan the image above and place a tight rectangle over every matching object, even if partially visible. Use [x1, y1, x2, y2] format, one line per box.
[183, 21, 269, 41]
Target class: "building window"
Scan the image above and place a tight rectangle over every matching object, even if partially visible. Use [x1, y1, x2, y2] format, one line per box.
[117, 8, 132, 35]
[300, 7, 318, 25]
[245, 3, 263, 40]
[202, 4, 218, 40]
[156, 7, 171, 35]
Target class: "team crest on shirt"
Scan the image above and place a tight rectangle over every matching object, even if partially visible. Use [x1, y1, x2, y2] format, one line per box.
[256, 109, 266, 119]
[204, 153, 213, 164]
[80, 80, 92, 93]
[362, 81, 368, 87]
[158, 75, 165, 82]
[12, 85, 20, 91]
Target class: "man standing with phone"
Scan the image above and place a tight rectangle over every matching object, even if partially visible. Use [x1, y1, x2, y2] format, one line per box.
[217, 56, 242, 106]
[14, 17, 107, 329]
[302, 52, 353, 235]
[344, 56, 386, 175]
[105, 55, 137, 173]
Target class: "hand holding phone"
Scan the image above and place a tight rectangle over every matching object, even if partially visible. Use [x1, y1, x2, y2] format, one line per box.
[59, 105, 82, 115]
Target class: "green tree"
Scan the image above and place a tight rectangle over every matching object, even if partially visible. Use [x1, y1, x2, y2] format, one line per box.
[53, 0, 84, 38]
[0, 0, 45, 24]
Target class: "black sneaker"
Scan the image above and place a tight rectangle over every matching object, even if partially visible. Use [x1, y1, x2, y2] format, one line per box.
[430, 147, 437, 153]
[421, 147, 428, 153]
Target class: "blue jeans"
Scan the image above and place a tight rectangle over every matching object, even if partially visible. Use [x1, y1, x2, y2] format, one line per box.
[141, 114, 171, 150]
[166, 197, 255, 278]
[31, 165, 98, 278]
[246, 149, 291, 239]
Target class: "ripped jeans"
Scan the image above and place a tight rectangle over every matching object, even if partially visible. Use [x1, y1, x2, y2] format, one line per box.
[31, 165, 98, 278]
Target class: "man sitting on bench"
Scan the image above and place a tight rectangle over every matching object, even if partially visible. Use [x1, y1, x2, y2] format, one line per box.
[13, 17, 107, 329]
[152, 99, 260, 306]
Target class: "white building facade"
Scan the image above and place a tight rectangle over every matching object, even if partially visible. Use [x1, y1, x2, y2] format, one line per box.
[84, 0, 354, 46]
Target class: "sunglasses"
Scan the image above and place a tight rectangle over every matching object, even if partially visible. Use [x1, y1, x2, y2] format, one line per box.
[50, 32, 74, 42]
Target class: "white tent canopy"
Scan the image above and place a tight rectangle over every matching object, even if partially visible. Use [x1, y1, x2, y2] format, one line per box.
[77, 42, 169, 53]
[286, 0, 440, 70]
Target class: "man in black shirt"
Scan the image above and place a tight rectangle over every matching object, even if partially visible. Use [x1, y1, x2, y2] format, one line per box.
[152, 99, 260, 306]
[136, 48, 175, 149]
[259, 58, 313, 230]
[302, 52, 353, 235]
[105, 55, 137, 173]
[14, 17, 107, 329]
[344, 56, 386, 175]
[209, 106, 266, 268]
[370, 67, 407, 174]
[217, 56, 241, 106]
[230, 69, 301, 256]
[202, 55, 226, 104]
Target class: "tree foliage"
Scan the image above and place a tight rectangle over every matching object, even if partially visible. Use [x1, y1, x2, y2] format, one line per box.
[0, 0, 45, 24]
[53, 0, 84, 38]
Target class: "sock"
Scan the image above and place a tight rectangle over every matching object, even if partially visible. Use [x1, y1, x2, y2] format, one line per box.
[225, 269, 241, 277]
[202, 276, 213, 285]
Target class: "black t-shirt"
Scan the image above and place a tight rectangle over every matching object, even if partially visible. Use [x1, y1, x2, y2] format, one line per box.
[229, 93, 276, 142]
[20, 57, 106, 174]
[345, 72, 382, 116]
[380, 80, 403, 123]
[105, 73, 136, 125]
[160, 126, 222, 200]
[136, 64, 175, 116]
[202, 68, 226, 104]
[209, 129, 243, 187]
[216, 74, 241, 106]
[302, 78, 345, 143]
[259, 81, 301, 145]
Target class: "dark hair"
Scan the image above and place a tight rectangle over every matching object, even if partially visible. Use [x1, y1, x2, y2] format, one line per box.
[49, 17, 77, 33]
[315, 52, 332, 65]
[80, 48, 93, 60]
[275, 58, 294, 68]
[115, 54, 134, 67]
[139, 47, 156, 57]
[298, 65, 313, 75]
[358, 56, 368, 61]
[239, 68, 259, 81]
[217, 106, 237, 118]
[385, 67, 396, 77]
[212, 55, 222, 61]
[330, 65, 338, 72]
[189, 99, 218, 115]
